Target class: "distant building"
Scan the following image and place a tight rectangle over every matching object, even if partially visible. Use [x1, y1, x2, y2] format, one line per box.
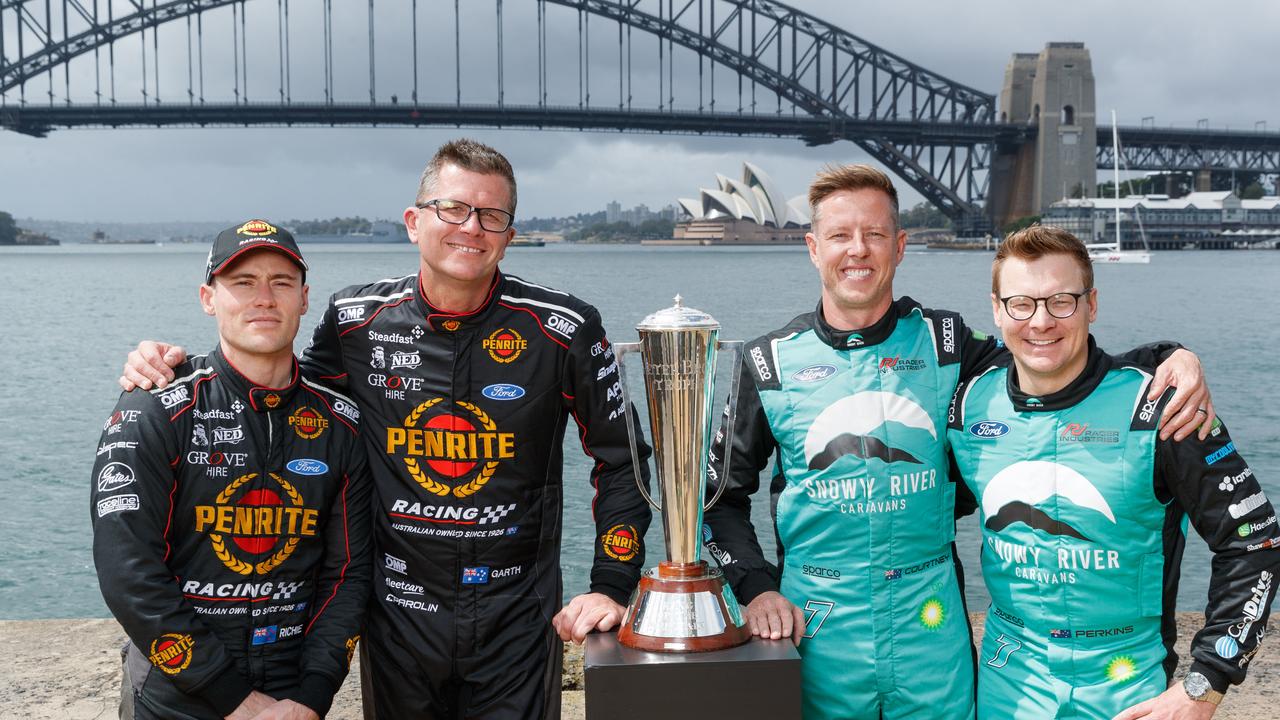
[606, 201, 622, 224]
[671, 163, 809, 245]
[1043, 192, 1280, 250]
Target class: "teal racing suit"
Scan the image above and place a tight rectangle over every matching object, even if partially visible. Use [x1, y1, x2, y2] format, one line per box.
[703, 298, 996, 719]
[947, 341, 1280, 719]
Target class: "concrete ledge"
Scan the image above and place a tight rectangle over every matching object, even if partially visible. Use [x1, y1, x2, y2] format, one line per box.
[2, 614, 1274, 718]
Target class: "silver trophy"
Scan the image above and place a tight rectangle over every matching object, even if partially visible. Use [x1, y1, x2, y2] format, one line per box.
[614, 296, 750, 652]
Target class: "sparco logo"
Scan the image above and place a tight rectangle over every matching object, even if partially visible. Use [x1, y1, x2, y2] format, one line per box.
[194, 472, 319, 574]
[802, 564, 841, 579]
[940, 317, 956, 354]
[750, 346, 772, 380]
[97, 462, 137, 492]
[157, 385, 190, 409]
[545, 313, 578, 338]
[337, 306, 366, 325]
[968, 421, 1009, 438]
[386, 399, 515, 498]
[1138, 397, 1158, 423]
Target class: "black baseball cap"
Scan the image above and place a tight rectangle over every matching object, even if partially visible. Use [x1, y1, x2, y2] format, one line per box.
[205, 219, 308, 284]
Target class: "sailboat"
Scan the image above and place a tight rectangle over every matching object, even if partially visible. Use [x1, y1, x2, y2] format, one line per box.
[1087, 110, 1152, 264]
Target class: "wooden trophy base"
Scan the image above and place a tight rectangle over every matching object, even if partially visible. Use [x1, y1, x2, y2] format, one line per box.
[615, 561, 751, 653]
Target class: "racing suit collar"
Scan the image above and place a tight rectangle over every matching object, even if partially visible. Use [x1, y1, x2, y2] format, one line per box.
[812, 296, 913, 349]
[415, 270, 503, 332]
[210, 346, 301, 413]
[1008, 335, 1110, 412]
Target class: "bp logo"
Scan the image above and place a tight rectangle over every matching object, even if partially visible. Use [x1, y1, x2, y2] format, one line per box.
[236, 219, 277, 237]
[289, 406, 329, 439]
[483, 327, 527, 363]
[386, 398, 516, 498]
[1105, 655, 1138, 683]
[918, 597, 946, 630]
[601, 524, 640, 562]
[193, 472, 319, 575]
[148, 633, 195, 675]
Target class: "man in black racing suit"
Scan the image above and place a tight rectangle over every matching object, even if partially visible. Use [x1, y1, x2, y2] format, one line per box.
[119, 141, 652, 719]
[93, 221, 372, 720]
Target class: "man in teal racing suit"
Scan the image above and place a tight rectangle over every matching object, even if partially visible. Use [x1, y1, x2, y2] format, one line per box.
[702, 165, 1214, 719]
[947, 225, 1280, 720]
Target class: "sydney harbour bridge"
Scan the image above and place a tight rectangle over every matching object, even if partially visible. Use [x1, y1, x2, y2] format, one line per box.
[3, 0, 1278, 233]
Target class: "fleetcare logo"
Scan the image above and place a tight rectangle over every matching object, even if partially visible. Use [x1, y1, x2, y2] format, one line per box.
[386, 398, 515, 498]
[601, 524, 640, 562]
[148, 633, 195, 675]
[483, 328, 527, 363]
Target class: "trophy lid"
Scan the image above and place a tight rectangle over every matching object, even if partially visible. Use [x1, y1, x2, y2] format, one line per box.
[636, 295, 720, 331]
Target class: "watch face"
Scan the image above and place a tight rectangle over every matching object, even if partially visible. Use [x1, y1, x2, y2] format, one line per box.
[1185, 673, 1210, 698]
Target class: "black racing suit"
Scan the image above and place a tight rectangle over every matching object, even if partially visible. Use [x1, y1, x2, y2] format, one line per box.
[91, 348, 372, 719]
[302, 270, 651, 719]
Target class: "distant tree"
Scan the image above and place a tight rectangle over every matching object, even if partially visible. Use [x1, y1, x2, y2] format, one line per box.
[1240, 182, 1266, 200]
[898, 201, 951, 229]
[0, 211, 16, 245]
[1001, 215, 1041, 236]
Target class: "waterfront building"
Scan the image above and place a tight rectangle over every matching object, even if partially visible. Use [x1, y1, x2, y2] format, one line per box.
[671, 162, 809, 244]
[1043, 192, 1280, 250]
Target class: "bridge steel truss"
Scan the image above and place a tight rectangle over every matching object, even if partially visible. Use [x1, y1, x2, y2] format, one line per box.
[0, 0, 1000, 231]
[1103, 126, 1280, 174]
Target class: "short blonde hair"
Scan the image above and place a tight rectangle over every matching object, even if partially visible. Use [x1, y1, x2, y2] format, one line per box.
[808, 164, 899, 227]
[993, 225, 1093, 295]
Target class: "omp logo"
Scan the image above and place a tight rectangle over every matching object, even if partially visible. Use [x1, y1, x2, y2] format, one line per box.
[332, 399, 360, 423]
[337, 306, 366, 324]
[545, 313, 578, 338]
[157, 385, 190, 409]
[97, 462, 137, 492]
[384, 553, 408, 574]
[148, 633, 195, 675]
[236, 220, 277, 236]
[969, 421, 1010, 438]
[386, 399, 515, 499]
[750, 346, 772, 380]
[194, 472, 319, 574]
[483, 328, 527, 363]
[601, 524, 639, 562]
[289, 407, 329, 439]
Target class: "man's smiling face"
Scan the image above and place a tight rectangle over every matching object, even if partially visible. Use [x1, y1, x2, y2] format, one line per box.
[407, 163, 515, 292]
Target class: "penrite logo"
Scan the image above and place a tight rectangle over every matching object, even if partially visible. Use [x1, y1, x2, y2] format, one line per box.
[97, 462, 137, 493]
[236, 220, 277, 237]
[289, 407, 329, 440]
[148, 633, 195, 675]
[483, 328, 527, 363]
[601, 524, 640, 562]
[194, 472, 319, 575]
[386, 398, 515, 498]
[442, 320, 461, 332]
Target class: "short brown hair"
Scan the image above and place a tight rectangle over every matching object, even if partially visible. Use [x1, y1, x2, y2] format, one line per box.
[416, 138, 518, 214]
[992, 225, 1093, 295]
[808, 164, 899, 227]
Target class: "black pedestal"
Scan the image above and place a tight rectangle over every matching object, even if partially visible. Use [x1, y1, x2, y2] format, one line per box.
[583, 633, 802, 719]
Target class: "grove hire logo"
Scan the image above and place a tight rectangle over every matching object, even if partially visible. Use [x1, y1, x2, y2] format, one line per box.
[194, 472, 319, 574]
[387, 398, 515, 497]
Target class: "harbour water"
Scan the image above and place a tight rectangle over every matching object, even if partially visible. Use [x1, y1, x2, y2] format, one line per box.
[1, 242, 1276, 619]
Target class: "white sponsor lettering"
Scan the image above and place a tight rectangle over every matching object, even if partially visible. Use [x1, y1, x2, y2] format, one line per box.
[1138, 397, 1158, 423]
[546, 313, 578, 338]
[596, 361, 619, 382]
[213, 425, 244, 445]
[194, 408, 237, 421]
[157, 386, 190, 409]
[384, 554, 407, 575]
[1220, 467, 1255, 493]
[367, 374, 425, 392]
[97, 462, 137, 492]
[750, 346, 772, 380]
[389, 499, 517, 526]
[97, 441, 139, 456]
[390, 350, 421, 370]
[941, 316, 956, 354]
[337, 306, 365, 324]
[1230, 491, 1269, 520]
[590, 341, 613, 359]
[491, 566, 523, 579]
[385, 593, 439, 612]
[333, 398, 360, 423]
[185, 450, 250, 467]
[368, 329, 415, 345]
[181, 580, 304, 599]
[103, 410, 143, 432]
[385, 577, 424, 594]
[97, 494, 140, 516]
[278, 624, 304, 639]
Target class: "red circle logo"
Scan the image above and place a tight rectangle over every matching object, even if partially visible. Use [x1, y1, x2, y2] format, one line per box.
[424, 414, 478, 477]
[232, 488, 284, 554]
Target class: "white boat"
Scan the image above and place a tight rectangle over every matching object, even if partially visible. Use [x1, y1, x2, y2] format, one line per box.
[1088, 110, 1151, 264]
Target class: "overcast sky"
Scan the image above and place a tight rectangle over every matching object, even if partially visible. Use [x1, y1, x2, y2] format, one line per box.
[3, 0, 1277, 223]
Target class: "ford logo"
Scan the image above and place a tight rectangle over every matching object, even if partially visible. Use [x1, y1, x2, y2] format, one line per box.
[482, 383, 526, 400]
[286, 459, 329, 476]
[968, 421, 1010, 438]
[792, 364, 837, 383]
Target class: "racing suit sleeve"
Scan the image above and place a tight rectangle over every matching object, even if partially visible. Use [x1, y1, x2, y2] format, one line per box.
[702, 360, 781, 606]
[287, 435, 374, 716]
[300, 294, 348, 389]
[1155, 416, 1280, 693]
[564, 309, 653, 606]
[90, 390, 254, 715]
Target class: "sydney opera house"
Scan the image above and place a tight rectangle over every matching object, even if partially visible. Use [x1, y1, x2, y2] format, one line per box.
[671, 162, 811, 245]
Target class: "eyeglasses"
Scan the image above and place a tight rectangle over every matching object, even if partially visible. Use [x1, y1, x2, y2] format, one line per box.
[998, 290, 1092, 321]
[417, 199, 513, 233]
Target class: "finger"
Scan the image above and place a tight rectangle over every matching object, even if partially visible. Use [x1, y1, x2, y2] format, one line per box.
[163, 345, 187, 367]
[574, 606, 610, 643]
[122, 362, 153, 391]
[594, 605, 623, 633]
[766, 608, 784, 640]
[1147, 365, 1171, 402]
[1159, 386, 1202, 441]
[747, 608, 766, 637]
[1168, 388, 1209, 442]
[1198, 400, 1217, 442]
[1156, 381, 1191, 434]
[131, 347, 173, 388]
[1111, 698, 1154, 720]
[791, 606, 807, 645]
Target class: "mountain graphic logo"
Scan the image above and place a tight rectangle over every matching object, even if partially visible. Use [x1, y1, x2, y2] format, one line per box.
[981, 461, 1115, 542]
[804, 392, 935, 470]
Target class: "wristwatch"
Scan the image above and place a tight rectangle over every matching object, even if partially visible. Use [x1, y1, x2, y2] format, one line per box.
[1183, 672, 1224, 705]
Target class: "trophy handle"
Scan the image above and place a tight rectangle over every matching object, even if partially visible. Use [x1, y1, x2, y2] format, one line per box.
[613, 341, 662, 513]
[704, 340, 743, 512]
